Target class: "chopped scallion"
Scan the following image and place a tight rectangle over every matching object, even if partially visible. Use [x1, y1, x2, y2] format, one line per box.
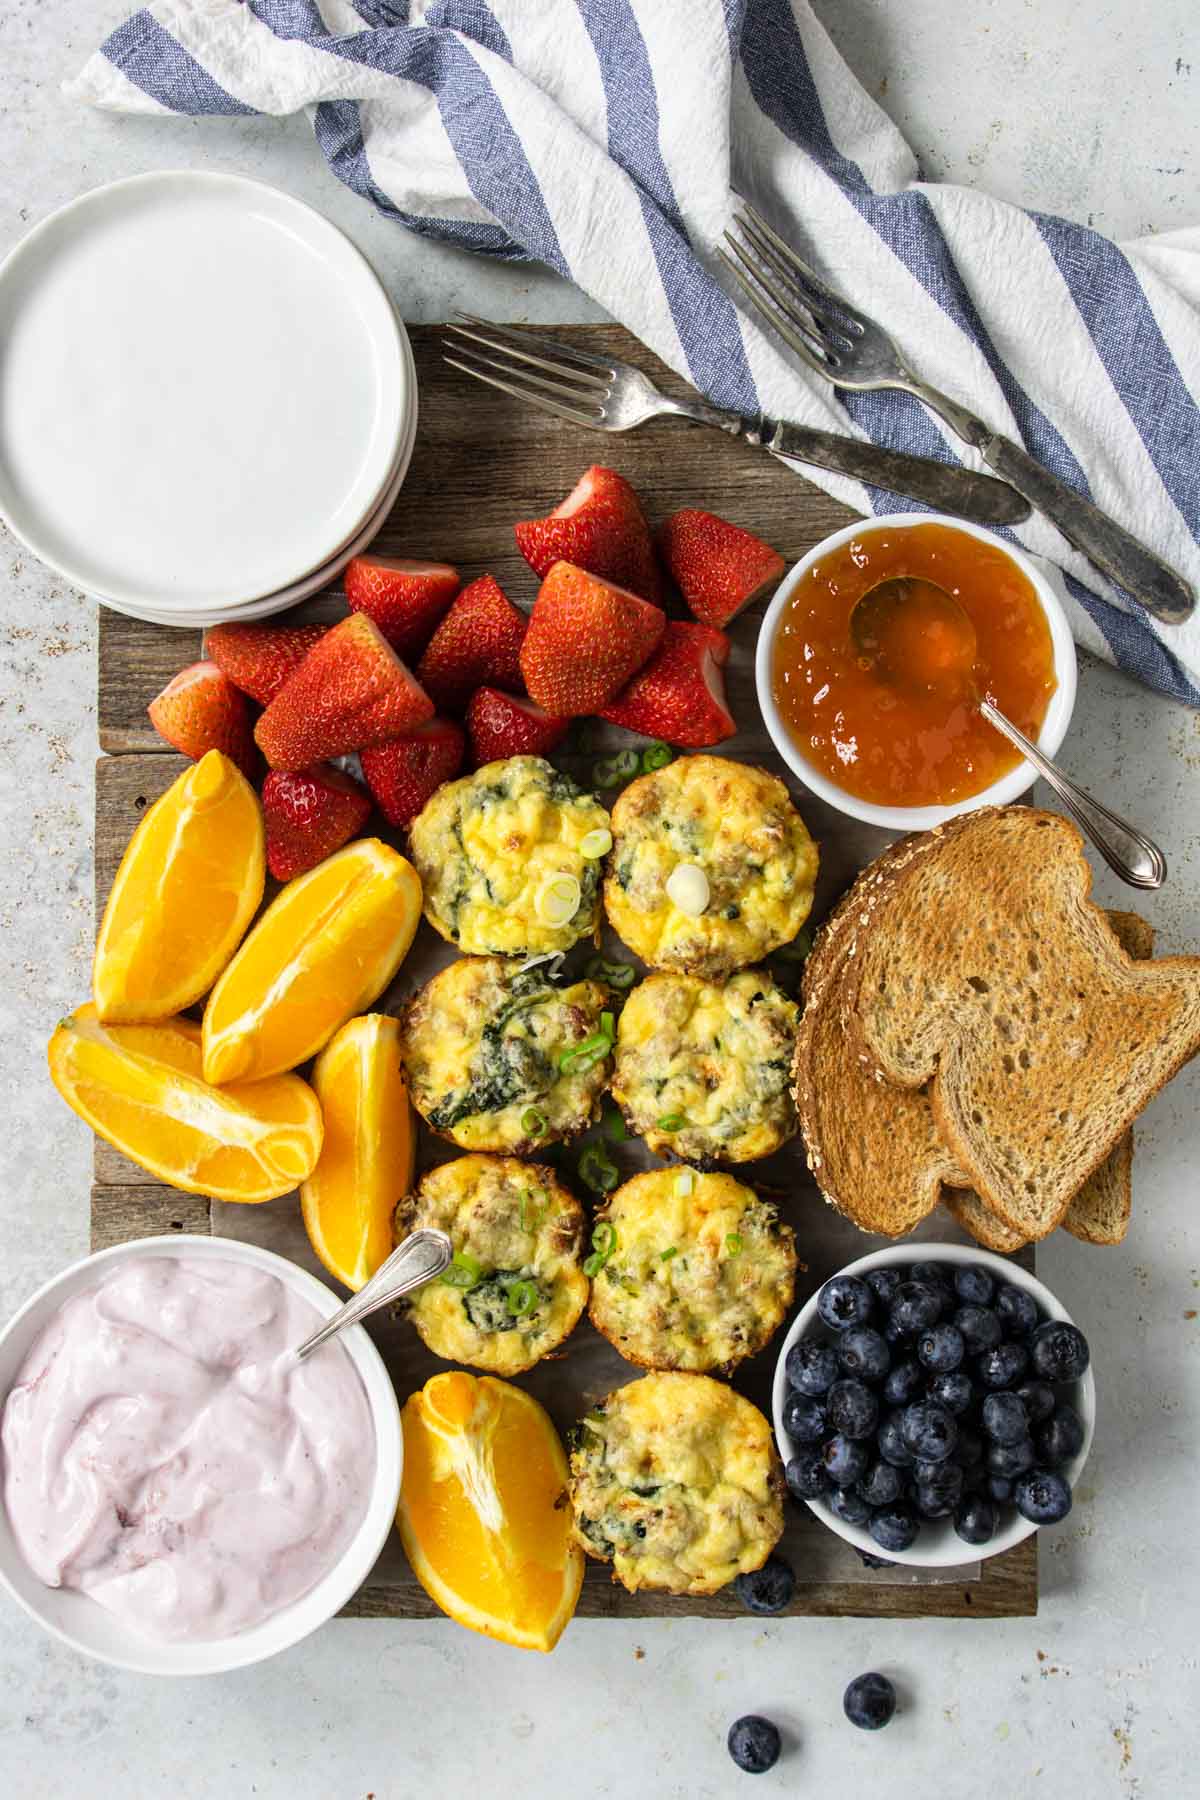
[725, 1232, 744, 1255]
[640, 741, 674, 773]
[656, 1112, 687, 1132]
[506, 1279, 538, 1317]
[520, 1106, 548, 1138]
[592, 749, 640, 789]
[440, 1251, 482, 1290]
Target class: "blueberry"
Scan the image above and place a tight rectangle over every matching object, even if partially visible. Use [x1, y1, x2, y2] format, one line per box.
[735, 1553, 795, 1616]
[827, 1378, 879, 1440]
[1014, 1468, 1073, 1525]
[987, 1436, 1036, 1478]
[1016, 1379, 1056, 1425]
[883, 1358, 925, 1406]
[823, 1434, 870, 1487]
[899, 1400, 958, 1462]
[953, 1424, 984, 1467]
[954, 1303, 1003, 1355]
[828, 1485, 872, 1526]
[869, 1505, 918, 1554]
[1037, 1404, 1085, 1468]
[912, 1261, 952, 1295]
[838, 1326, 891, 1385]
[786, 1338, 839, 1396]
[954, 1496, 997, 1545]
[996, 1283, 1040, 1336]
[918, 1323, 965, 1373]
[976, 1342, 1029, 1390]
[866, 1267, 902, 1309]
[858, 1459, 904, 1507]
[1030, 1320, 1091, 1383]
[929, 1371, 974, 1415]
[889, 1281, 943, 1336]
[883, 1316, 909, 1346]
[954, 1264, 995, 1306]
[727, 1714, 781, 1774]
[785, 1450, 828, 1501]
[782, 1391, 828, 1445]
[878, 1411, 916, 1468]
[981, 1392, 1029, 1445]
[818, 1274, 874, 1331]
[987, 1473, 1014, 1504]
[843, 1672, 896, 1731]
[915, 1462, 964, 1517]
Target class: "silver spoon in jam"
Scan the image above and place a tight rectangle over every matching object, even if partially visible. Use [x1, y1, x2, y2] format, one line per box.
[850, 575, 1166, 890]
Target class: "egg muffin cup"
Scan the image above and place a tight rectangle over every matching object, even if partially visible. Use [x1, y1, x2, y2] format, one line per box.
[587, 1169, 796, 1373]
[612, 969, 800, 1164]
[604, 755, 818, 980]
[394, 1154, 588, 1376]
[568, 1371, 785, 1595]
[408, 755, 612, 957]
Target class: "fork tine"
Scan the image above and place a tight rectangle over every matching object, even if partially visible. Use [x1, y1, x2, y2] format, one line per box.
[717, 249, 838, 381]
[450, 313, 615, 385]
[442, 353, 605, 428]
[442, 338, 609, 406]
[733, 216, 857, 343]
[718, 238, 837, 364]
[735, 202, 868, 329]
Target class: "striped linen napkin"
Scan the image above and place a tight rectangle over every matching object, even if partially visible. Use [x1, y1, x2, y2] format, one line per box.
[69, 0, 1200, 702]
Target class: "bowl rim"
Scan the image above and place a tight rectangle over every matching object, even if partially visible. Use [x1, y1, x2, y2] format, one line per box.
[0, 1234, 402, 1675]
[754, 511, 1079, 830]
[770, 1241, 1095, 1568]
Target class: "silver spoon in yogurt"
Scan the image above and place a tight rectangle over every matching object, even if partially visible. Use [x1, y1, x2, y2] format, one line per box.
[291, 1228, 452, 1362]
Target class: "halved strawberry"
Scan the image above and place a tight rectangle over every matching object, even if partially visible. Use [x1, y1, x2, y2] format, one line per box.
[261, 763, 372, 882]
[657, 509, 786, 627]
[255, 614, 434, 769]
[415, 575, 527, 713]
[360, 718, 466, 828]
[519, 562, 665, 716]
[515, 465, 661, 602]
[466, 687, 570, 767]
[147, 661, 257, 777]
[205, 620, 329, 706]
[344, 556, 459, 658]
[601, 622, 736, 747]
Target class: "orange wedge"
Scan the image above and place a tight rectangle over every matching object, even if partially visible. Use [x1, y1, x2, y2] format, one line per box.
[48, 1005, 323, 1202]
[94, 750, 265, 1023]
[300, 1013, 414, 1291]
[202, 838, 421, 1085]
[397, 1371, 583, 1653]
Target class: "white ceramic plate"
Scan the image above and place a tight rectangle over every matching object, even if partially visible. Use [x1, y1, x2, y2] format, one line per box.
[0, 172, 409, 612]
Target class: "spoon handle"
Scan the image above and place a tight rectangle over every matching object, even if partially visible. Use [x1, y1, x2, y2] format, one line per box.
[979, 699, 1167, 891]
[293, 1228, 453, 1362]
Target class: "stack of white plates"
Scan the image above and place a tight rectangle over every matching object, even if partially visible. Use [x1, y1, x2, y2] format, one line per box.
[0, 172, 417, 629]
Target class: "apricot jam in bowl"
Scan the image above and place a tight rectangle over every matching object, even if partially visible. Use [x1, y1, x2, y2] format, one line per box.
[755, 514, 1077, 830]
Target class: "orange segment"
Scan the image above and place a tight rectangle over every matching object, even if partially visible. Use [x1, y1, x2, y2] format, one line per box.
[94, 750, 265, 1023]
[48, 1005, 323, 1202]
[397, 1372, 583, 1653]
[300, 1013, 414, 1291]
[201, 839, 421, 1085]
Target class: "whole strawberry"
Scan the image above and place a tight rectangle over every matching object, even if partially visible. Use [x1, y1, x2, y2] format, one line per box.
[205, 620, 328, 706]
[657, 509, 785, 627]
[515, 466, 662, 602]
[601, 621, 736, 747]
[466, 687, 569, 766]
[255, 614, 434, 769]
[148, 661, 257, 778]
[519, 562, 665, 716]
[344, 556, 459, 658]
[360, 718, 466, 828]
[415, 575, 527, 713]
[262, 763, 372, 882]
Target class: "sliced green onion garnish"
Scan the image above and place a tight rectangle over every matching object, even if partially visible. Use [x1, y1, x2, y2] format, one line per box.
[520, 1106, 548, 1138]
[583, 1252, 605, 1278]
[593, 749, 640, 788]
[640, 741, 674, 773]
[591, 1221, 617, 1257]
[579, 827, 613, 859]
[659, 1246, 678, 1261]
[775, 927, 814, 964]
[585, 956, 636, 990]
[600, 1010, 614, 1040]
[656, 1112, 687, 1132]
[578, 1144, 619, 1194]
[506, 1279, 538, 1317]
[440, 1251, 483, 1289]
[518, 1191, 546, 1231]
[725, 1232, 743, 1255]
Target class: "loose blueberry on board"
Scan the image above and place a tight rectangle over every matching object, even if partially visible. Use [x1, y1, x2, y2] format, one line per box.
[976, 1341, 1030, 1390]
[728, 1715, 782, 1775]
[858, 1459, 904, 1508]
[838, 1325, 891, 1385]
[1038, 1404, 1085, 1467]
[1015, 1469, 1073, 1525]
[954, 1264, 995, 1306]
[827, 1378, 879, 1440]
[866, 1267, 902, 1309]
[735, 1554, 795, 1616]
[869, 1505, 919, 1553]
[986, 1437, 1036, 1479]
[818, 1274, 874, 1332]
[889, 1282, 943, 1336]
[982, 1392, 1030, 1445]
[828, 1485, 873, 1526]
[996, 1283, 1040, 1337]
[954, 1495, 997, 1545]
[929, 1371, 974, 1415]
[899, 1400, 958, 1462]
[786, 1338, 839, 1397]
[1029, 1320, 1091, 1383]
[785, 1450, 828, 1501]
[954, 1302, 1003, 1355]
[883, 1358, 925, 1406]
[917, 1323, 965, 1373]
[1016, 1379, 1056, 1425]
[823, 1434, 871, 1487]
[782, 1391, 828, 1444]
[843, 1672, 896, 1731]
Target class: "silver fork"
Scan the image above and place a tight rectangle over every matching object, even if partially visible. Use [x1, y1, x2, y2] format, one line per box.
[443, 313, 1030, 527]
[720, 203, 1194, 626]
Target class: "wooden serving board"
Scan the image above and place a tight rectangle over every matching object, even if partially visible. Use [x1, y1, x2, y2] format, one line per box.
[92, 324, 1036, 1620]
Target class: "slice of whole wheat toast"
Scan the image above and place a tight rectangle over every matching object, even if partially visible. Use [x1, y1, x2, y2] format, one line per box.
[845, 808, 1200, 1240]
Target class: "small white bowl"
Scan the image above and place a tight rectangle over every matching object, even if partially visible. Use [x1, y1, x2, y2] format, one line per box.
[771, 1242, 1094, 1568]
[0, 1236, 402, 1675]
[755, 513, 1078, 831]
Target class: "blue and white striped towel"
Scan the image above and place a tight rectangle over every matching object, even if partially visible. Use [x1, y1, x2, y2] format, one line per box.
[69, 0, 1200, 702]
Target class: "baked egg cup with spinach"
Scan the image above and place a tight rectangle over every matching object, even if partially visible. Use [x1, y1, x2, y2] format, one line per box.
[568, 1371, 785, 1595]
[393, 1153, 588, 1375]
[612, 969, 800, 1164]
[587, 1168, 796, 1373]
[407, 755, 612, 957]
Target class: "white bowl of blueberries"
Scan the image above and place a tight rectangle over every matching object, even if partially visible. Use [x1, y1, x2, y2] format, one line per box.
[771, 1244, 1094, 1566]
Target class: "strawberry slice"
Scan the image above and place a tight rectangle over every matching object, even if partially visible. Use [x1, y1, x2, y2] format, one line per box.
[344, 556, 460, 658]
[515, 465, 661, 602]
[657, 509, 786, 627]
[519, 561, 665, 716]
[148, 661, 257, 777]
[360, 718, 466, 828]
[466, 687, 570, 767]
[261, 763, 372, 882]
[205, 620, 329, 706]
[601, 621, 736, 747]
[255, 614, 434, 769]
[415, 574, 527, 713]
